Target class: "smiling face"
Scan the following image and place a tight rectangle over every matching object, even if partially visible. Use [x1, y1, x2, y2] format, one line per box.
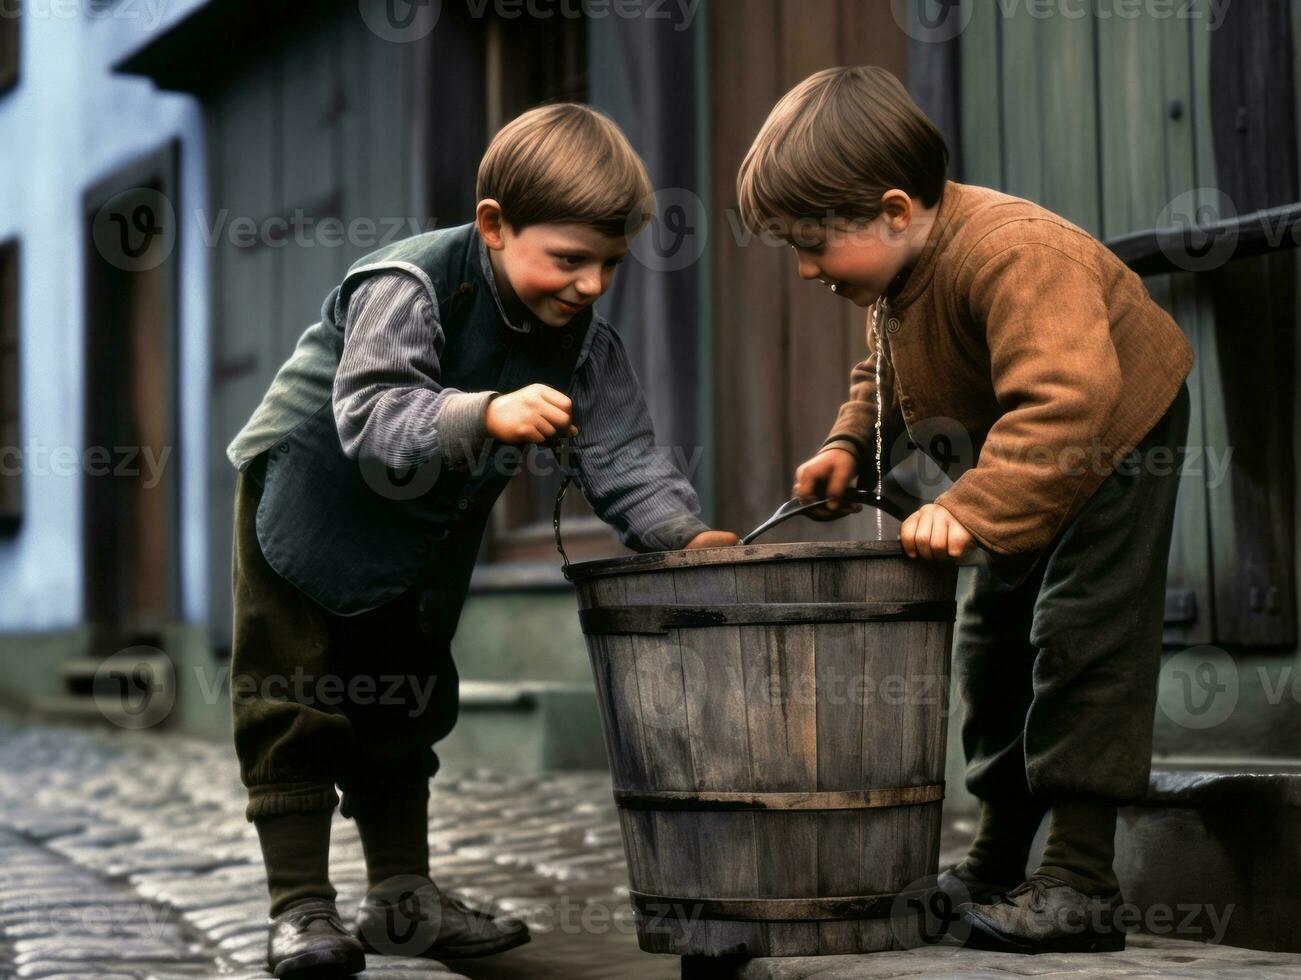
[478, 202, 628, 328]
[782, 188, 933, 308]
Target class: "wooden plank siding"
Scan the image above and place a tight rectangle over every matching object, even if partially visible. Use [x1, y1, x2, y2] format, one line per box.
[205, 13, 427, 654]
[1095, 9, 1214, 647]
[1201, 0, 1298, 648]
[709, 0, 910, 543]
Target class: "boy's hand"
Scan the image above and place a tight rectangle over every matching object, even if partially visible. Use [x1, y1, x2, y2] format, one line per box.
[792, 448, 862, 521]
[900, 503, 976, 562]
[485, 384, 579, 444]
[685, 530, 740, 549]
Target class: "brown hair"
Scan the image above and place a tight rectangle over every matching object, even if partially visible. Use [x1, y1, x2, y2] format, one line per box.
[477, 102, 654, 239]
[736, 66, 949, 235]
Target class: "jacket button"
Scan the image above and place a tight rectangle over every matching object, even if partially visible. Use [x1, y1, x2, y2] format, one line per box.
[887, 317, 902, 333]
[561, 334, 574, 349]
[278, 442, 289, 453]
[457, 499, 469, 511]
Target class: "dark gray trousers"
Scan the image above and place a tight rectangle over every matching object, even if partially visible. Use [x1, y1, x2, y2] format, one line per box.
[955, 380, 1191, 805]
[230, 450, 461, 823]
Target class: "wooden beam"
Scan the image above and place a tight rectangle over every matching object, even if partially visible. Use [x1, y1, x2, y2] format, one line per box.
[1105, 200, 1301, 277]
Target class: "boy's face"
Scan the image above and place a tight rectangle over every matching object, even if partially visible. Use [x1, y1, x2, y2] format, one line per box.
[784, 190, 924, 308]
[478, 204, 627, 328]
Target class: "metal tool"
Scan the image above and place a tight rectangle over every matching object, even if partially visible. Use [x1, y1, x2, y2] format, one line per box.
[740, 469, 1000, 572]
[741, 466, 925, 545]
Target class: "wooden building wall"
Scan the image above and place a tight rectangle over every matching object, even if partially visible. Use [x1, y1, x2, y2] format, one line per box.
[708, 0, 909, 544]
[204, 10, 426, 654]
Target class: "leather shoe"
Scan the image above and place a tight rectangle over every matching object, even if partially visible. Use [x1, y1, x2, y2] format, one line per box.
[266, 897, 365, 977]
[959, 873, 1126, 954]
[352, 875, 530, 959]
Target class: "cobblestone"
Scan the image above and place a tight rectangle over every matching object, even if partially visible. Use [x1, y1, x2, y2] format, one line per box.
[0, 713, 1297, 978]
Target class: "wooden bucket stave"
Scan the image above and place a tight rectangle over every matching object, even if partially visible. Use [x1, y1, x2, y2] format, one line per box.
[571, 541, 959, 958]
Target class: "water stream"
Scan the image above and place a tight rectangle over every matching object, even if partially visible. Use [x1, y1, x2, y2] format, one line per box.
[870, 296, 891, 541]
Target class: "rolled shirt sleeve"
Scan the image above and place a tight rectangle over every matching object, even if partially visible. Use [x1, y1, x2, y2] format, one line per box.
[934, 242, 1123, 556]
[570, 323, 710, 552]
[332, 272, 495, 470]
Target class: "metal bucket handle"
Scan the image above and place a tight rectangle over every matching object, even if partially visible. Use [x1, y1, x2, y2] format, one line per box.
[552, 438, 578, 582]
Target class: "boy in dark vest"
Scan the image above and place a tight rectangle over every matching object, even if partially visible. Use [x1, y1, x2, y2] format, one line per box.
[737, 68, 1193, 954]
[225, 103, 737, 977]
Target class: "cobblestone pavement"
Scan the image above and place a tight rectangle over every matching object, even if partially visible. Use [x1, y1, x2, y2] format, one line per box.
[0, 713, 1299, 979]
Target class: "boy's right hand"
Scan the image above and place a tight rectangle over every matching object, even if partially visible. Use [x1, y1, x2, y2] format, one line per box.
[792, 447, 862, 521]
[485, 384, 578, 444]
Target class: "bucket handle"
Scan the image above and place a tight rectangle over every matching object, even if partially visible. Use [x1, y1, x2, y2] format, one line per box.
[552, 438, 578, 582]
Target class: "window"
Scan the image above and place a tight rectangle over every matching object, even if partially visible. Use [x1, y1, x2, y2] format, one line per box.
[0, 1, 19, 97]
[0, 239, 20, 533]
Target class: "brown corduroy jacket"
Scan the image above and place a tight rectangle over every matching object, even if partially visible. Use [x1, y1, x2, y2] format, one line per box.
[823, 179, 1195, 560]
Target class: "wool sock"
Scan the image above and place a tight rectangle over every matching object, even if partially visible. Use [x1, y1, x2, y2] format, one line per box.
[962, 796, 1047, 885]
[351, 784, 432, 890]
[253, 807, 337, 918]
[1036, 799, 1120, 896]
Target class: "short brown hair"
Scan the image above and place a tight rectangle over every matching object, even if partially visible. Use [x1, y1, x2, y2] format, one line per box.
[477, 103, 653, 239]
[736, 67, 949, 235]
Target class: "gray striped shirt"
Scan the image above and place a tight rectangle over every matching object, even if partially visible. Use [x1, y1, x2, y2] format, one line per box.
[331, 271, 709, 553]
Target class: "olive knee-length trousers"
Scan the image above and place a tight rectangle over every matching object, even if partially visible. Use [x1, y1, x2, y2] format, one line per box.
[955, 380, 1191, 805]
[229, 450, 460, 822]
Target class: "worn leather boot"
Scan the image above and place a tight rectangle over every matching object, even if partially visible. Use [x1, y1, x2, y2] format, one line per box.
[352, 875, 530, 959]
[266, 897, 366, 977]
[958, 873, 1126, 954]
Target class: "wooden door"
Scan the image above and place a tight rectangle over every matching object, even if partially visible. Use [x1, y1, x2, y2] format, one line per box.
[83, 145, 181, 653]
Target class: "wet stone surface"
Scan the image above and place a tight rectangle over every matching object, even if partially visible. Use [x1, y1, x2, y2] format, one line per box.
[0, 715, 673, 979]
[1, 713, 1298, 978]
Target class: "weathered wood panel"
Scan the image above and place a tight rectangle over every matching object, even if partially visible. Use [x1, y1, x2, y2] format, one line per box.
[1096, 8, 1213, 647]
[206, 11, 432, 653]
[709, 0, 911, 542]
[1200, 0, 1298, 647]
[710, 0, 789, 539]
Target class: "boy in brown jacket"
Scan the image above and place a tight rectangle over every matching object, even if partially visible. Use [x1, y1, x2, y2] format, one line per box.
[737, 67, 1193, 954]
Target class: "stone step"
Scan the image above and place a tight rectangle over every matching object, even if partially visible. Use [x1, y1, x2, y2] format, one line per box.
[438, 681, 606, 772]
[1116, 765, 1301, 953]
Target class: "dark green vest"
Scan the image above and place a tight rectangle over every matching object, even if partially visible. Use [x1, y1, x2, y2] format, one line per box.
[254, 223, 589, 626]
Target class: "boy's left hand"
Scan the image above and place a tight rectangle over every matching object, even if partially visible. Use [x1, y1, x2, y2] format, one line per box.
[685, 530, 740, 549]
[900, 503, 977, 563]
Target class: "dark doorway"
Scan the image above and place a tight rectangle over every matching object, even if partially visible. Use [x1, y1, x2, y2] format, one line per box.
[82, 142, 181, 655]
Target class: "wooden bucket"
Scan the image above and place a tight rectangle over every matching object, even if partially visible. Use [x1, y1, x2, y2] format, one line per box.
[569, 540, 959, 958]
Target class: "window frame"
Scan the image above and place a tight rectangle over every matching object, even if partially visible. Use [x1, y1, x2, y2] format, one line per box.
[0, 238, 21, 534]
